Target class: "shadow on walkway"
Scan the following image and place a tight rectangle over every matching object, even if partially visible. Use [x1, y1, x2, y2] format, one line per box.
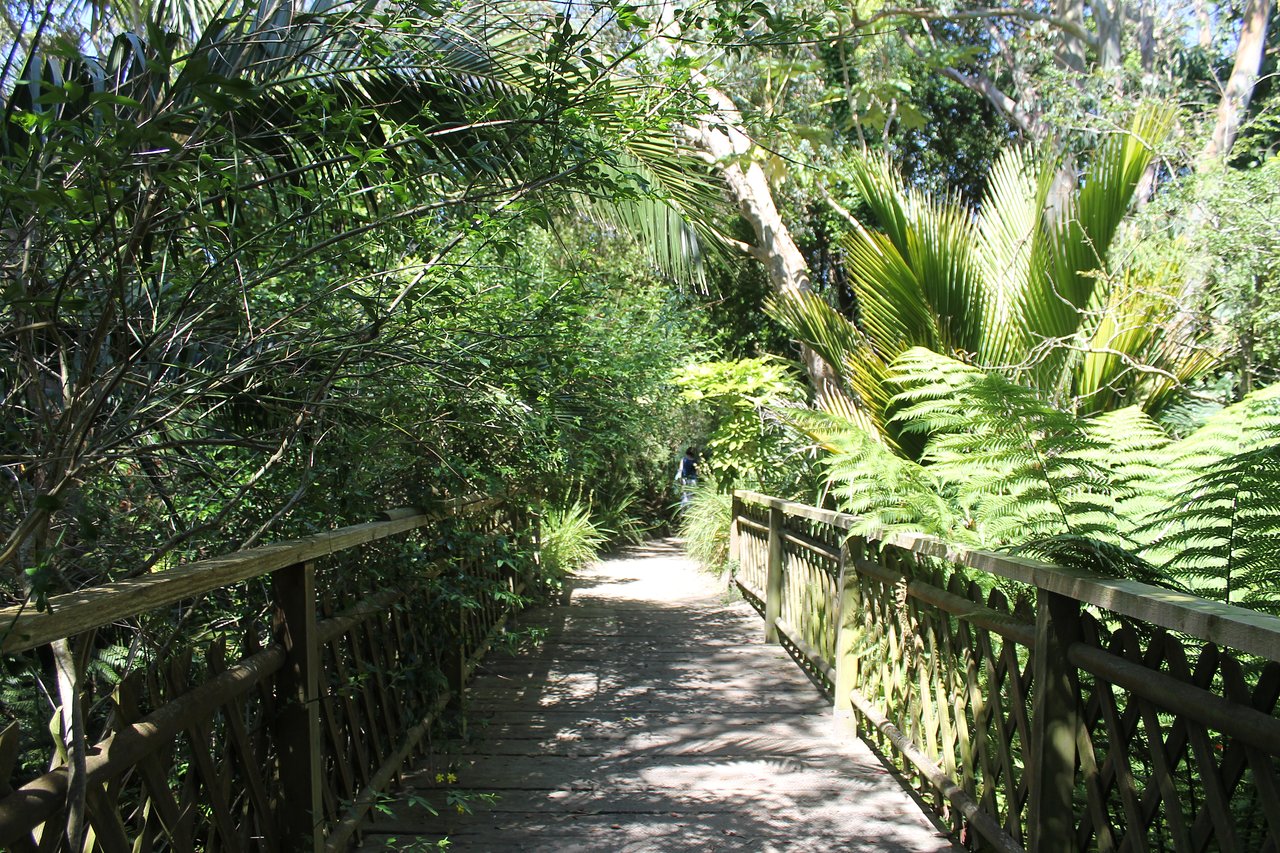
[356, 539, 960, 852]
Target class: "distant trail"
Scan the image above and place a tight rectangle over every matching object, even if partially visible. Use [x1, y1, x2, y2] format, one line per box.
[357, 539, 959, 852]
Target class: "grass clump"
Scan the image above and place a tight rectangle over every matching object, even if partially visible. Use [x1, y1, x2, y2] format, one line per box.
[540, 501, 608, 583]
[678, 488, 733, 574]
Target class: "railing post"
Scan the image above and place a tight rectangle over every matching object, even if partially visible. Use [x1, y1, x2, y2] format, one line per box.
[1028, 588, 1081, 853]
[728, 493, 743, 567]
[764, 504, 784, 643]
[832, 535, 860, 733]
[273, 561, 323, 853]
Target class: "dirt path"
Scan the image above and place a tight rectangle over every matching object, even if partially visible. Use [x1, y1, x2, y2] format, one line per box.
[356, 539, 959, 852]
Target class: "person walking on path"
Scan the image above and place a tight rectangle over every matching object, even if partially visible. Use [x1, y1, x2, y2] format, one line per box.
[676, 447, 698, 506]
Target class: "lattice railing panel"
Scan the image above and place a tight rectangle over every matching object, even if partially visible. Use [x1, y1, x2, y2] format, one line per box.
[1071, 615, 1280, 852]
[778, 513, 840, 674]
[730, 490, 1280, 853]
[734, 499, 770, 611]
[0, 498, 537, 852]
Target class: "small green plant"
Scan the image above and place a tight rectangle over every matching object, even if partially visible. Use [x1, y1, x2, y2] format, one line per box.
[678, 488, 733, 574]
[539, 501, 608, 583]
[591, 491, 649, 547]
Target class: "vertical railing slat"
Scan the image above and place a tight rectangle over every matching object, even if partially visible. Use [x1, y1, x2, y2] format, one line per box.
[273, 561, 323, 853]
[764, 504, 784, 644]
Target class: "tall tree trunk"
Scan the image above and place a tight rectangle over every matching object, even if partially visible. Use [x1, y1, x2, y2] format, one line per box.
[1201, 0, 1271, 166]
[1093, 0, 1125, 69]
[1195, 0, 1214, 50]
[687, 85, 845, 408]
[1055, 0, 1089, 73]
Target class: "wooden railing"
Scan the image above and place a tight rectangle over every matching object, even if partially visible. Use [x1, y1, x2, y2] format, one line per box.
[731, 490, 1280, 853]
[0, 495, 537, 852]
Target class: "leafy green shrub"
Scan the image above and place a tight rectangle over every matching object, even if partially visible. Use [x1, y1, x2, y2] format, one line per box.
[673, 357, 815, 496]
[539, 502, 608, 583]
[591, 491, 649, 548]
[678, 488, 733, 574]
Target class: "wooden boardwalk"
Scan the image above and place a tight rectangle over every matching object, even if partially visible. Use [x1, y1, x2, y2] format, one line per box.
[357, 540, 959, 852]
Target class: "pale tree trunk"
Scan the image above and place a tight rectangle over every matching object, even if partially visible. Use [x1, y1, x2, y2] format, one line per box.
[1136, 0, 1156, 73]
[1195, 0, 1214, 50]
[1092, 0, 1125, 70]
[1201, 0, 1271, 166]
[1054, 0, 1089, 73]
[686, 85, 845, 408]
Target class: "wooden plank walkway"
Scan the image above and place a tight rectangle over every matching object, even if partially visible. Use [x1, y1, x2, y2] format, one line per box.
[356, 539, 959, 852]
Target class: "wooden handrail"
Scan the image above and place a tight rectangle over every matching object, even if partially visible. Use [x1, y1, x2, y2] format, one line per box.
[735, 489, 1280, 662]
[731, 489, 1280, 853]
[0, 493, 534, 853]
[0, 495, 499, 655]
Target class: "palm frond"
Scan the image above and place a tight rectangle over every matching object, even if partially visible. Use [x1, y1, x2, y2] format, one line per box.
[975, 146, 1039, 367]
[765, 291, 893, 443]
[1075, 265, 1217, 415]
[840, 152, 985, 357]
[1015, 107, 1175, 392]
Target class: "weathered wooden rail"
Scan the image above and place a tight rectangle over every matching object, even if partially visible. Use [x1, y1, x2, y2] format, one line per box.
[731, 489, 1280, 853]
[0, 494, 537, 852]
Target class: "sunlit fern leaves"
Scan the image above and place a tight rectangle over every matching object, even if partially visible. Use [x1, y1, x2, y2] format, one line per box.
[1143, 444, 1280, 611]
[1136, 384, 1280, 601]
[1161, 382, 1280, 472]
[883, 347, 984, 437]
[1011, 535, 1171, 586]
[889, 348, 1120, 547]
[785, 409, 964, 542]
[1082, 406, 1172, 529]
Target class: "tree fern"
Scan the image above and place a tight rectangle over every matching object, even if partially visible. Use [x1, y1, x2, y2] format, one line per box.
[889, 349, 1121, 548]
[1081, 406, 1173, 534]
[1011, 535, 1170, 586]
[1144, 444, 1280, 611]
[785, 409, 965, 542]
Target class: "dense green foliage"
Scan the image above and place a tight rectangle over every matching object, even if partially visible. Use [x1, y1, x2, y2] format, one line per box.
[0, 1, 719, 605]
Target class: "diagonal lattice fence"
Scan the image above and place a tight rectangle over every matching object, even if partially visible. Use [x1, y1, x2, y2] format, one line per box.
[731, 490, 1280, 853]
[0, 496, 538, 852]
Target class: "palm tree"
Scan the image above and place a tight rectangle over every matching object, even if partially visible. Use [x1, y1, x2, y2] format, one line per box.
[769, 107, 1214, 448]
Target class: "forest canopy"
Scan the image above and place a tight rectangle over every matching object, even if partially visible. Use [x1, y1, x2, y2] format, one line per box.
[0, 0, 1276, 610]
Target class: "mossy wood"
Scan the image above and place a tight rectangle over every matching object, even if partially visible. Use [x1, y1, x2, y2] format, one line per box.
[733, 489, 1280, 853]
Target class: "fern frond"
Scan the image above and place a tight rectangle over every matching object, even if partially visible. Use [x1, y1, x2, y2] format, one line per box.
[1142, 442, 1280, 612]
[785, 409, 967, 541]
[888, 352, 1121, 548]
[1012, 535, 1171, 587]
